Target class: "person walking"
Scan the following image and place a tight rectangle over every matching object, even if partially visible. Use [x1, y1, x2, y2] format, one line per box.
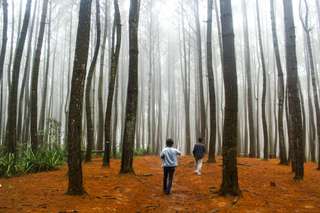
[160, 138, 181, 194]
[193, 138, 206, 175]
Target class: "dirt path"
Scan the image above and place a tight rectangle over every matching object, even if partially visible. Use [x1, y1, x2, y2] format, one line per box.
[0, 156, 320, 212]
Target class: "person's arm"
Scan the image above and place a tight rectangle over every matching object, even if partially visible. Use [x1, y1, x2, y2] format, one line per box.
[177, 149, 182, 156]
[192, 145, 196, 156]
[160, 150, 165, 159]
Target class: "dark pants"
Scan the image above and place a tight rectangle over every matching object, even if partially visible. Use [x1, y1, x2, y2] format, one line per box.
[163, 166, 175, 194]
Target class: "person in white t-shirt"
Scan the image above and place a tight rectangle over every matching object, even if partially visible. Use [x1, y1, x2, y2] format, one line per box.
[160, 138, 181, 194]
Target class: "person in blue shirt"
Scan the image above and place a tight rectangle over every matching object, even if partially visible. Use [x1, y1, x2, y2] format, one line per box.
[160, 138, 181, 194]
[193, 138, 206, 175]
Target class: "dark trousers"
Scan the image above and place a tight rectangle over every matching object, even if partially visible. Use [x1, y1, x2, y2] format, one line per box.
[163, 166, 175, 194]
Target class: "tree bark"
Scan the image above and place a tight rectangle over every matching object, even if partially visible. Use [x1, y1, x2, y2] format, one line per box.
[0, 0, 8, 142]
[219, 0, 240, 196]
[299, 0, 320, 169]
[283, 0, 304, 180]
[30, 0, 49, 151]
[85, 0, 101, 162]
[270, 0, 287, 164]
[39, 0, 52, 146]
[67, 0, 92, 195]
[194, 0, 207, 141]
[103, 0, 121, 166]
[256, 0, 269, 161]
[120, 0, 140, 174]
[207, 0, 217, 163]
[242, 0, 255, 158]
[17, 0, 38, 144]
[5, 0, 32, 154]
[0, 0, 8, 83]
[97, 0, 108, 152]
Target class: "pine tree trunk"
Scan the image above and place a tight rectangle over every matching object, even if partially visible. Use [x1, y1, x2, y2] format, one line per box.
[219, 0, 240, 196]
[0, 0, 8, 84]
[207, 0, 217, 163]
[6, 0, 16, 92]
[67, 0, 92, 195]
[270, 0, 287, 164]
[256, 0, 269, 161]
[283, 0, 304, 180]
[97, 0, 108, 153]
[17, 0, 38, 145]
[299, 0, 320, 169]
[64, 3, 74, 147]
[0, 0, 8, 143]
[241, 0, 255, 158]
[39, 0, 52, 146]
[85, 0, 101, 162]
[194, 0, 207, 142]
[103, 0, 121, 166]
[5, 0, 32, 154]
[120, 0, 140, 174]
[30, 0, 49, 151]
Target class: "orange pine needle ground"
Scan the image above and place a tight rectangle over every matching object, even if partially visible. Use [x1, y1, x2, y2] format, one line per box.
[0, 156, 319, 212]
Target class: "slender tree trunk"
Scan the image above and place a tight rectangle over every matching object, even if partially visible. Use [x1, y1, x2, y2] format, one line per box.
[6, 0, 15, 91]
[39, 0, 53, 146]
[30, 0, 49, 151]
[17, 0, 38, 144]
[0, 0, 8, 142]
[103, 0, 121, 166]
[303, 35, 316, 162]
[97, 0, 108, 152]
[241, 0, 255, 158]
[270, 0, 287, 164]
[85, 0, 101, 162]
[316, 0, 320, 35]
[67, 0, 92, 195]
[64, 2, 75, 147]
[0, 0, 8, 83]
[112, 74, 120, 157]
[207, 0, 216, 163]
[283, 0, 304, 180]
[219, 0, 240, 196]
[299, 0, 320, 169]
[256, 0, 269, 161]
[120, 0, 140, 174]
[194, 0, 207, 141]
[5, 0, 32, 154]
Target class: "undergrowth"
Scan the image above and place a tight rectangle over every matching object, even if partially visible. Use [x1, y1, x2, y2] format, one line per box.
[0, 146, 65, 178]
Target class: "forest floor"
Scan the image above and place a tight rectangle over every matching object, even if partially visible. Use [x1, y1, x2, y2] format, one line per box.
[0, 156, 320, 213]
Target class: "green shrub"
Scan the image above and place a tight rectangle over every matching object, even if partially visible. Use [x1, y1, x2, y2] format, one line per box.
[134, 148, 148, 156]
[0, 154, 20, 177]
[20, 148, 65, 173]
[0, 147, 65, 178]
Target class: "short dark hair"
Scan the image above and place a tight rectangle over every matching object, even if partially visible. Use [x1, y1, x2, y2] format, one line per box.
[166, 138, 174, 147]
[198, 138, 203, 143]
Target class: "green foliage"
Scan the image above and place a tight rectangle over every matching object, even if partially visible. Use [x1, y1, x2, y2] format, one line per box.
[20, 147, 65, 173]
[0, 147, 65, 178]
[134, 148, 149, 156]
[0, 154, 20, 177]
